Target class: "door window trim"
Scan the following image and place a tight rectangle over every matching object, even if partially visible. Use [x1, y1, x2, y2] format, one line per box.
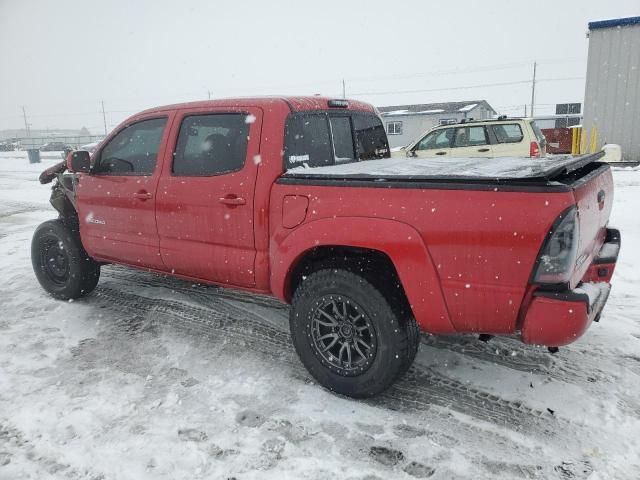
[170, 111, 251, 177]
[413, 127, 454, 151]
[452, 125, 489, 148]
[93, 115, 168, 177]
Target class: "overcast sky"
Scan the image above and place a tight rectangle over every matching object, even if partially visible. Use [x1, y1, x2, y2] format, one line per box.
[0, 0, 638, 133]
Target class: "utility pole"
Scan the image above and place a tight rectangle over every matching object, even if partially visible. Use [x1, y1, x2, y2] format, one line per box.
[101, 100, 107, 135]
[342, 79, 346, 99]
[530, 61, 537, 117]
[524, 104, 527, 117]
[22, 106, 31, 137]
[207, 90, 212, 100]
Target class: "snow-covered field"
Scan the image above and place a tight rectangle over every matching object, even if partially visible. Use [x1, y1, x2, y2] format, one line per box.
[1, 152, 639, 479]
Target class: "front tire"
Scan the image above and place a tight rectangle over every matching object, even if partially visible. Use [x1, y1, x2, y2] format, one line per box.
[290, 269, 419, 398]
[31, 219, 100, 300]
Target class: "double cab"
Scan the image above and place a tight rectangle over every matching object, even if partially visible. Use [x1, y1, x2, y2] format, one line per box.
[33, 97, 620, 397]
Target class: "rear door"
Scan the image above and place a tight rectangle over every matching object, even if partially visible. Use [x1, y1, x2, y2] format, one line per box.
[77, 115, 172, 269]
[450, 125, 493, 157]
[411, 127, 453, 158]
[155, 107, 262, 287]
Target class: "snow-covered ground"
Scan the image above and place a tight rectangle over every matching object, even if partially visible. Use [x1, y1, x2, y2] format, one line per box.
[1, 152, 639, 479]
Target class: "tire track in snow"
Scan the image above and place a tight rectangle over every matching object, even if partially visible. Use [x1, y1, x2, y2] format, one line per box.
[103, 265, 620, 389]
[0, 200, 49, 218]
[88, 284, 568, 444]
[0, 421, 105, 479]
[102, 265, 289, 312]
[420, 335, 611, 386]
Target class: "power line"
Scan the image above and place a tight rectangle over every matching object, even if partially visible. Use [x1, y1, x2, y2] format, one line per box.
[347, 76, 585, 97]
[348, 80, 532, 97]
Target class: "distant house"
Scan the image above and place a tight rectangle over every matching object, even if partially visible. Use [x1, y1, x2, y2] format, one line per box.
[378, 100, 497, 148]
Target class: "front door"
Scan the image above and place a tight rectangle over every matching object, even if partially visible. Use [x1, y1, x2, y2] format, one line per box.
[155, 107, 262, 287]
[77, 115, 172, 269]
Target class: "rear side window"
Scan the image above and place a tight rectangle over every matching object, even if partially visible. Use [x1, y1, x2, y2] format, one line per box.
[173, 114, 249, 176]
[284, 112, 389, 170]
[453, 126, 488, 147]
[96, 117, 167, 175]
[492, 124, 524, 143]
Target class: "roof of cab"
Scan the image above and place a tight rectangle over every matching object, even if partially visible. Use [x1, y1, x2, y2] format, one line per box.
[138, 96, 376, 116]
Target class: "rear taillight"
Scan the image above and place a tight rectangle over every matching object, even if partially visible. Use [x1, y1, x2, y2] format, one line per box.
[533, 208, 579, 284]
[530, 141, 540, 158]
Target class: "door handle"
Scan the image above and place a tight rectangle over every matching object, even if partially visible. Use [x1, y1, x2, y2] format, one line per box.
[435, 151, 447, 156]
[219, 195, 246, 206]
[133, 191, 153, 200]
[477, 148, 490, 152]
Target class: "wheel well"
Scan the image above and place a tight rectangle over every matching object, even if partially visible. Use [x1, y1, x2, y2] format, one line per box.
[287, 246, 411, 314]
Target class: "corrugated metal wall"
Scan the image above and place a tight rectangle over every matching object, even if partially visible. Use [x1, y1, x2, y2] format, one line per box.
[583, 22, 640, 162]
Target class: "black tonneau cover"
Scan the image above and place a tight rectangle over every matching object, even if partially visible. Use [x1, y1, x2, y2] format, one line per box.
[279, 152, 607, 192]
[282, 151, 605, 183]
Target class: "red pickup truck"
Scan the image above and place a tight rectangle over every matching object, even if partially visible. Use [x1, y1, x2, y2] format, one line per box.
[33, 96, 620, 398]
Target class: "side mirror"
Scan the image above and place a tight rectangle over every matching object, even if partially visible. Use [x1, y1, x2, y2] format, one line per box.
[67, 150, 91, 173]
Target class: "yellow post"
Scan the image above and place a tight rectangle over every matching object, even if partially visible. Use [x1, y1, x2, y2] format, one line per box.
[589, 127, 598, 153]
[571, 128, 581, 155]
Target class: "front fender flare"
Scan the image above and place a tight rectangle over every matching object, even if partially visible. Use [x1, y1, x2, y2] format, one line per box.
[270, 217, 455, 334]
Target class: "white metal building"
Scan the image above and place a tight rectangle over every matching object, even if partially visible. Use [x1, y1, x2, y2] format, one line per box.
[583, 16, 640, 162]
[378, 100, 496, 148]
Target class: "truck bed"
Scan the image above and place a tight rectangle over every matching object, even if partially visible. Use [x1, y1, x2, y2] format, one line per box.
[284, 151, 605, 184]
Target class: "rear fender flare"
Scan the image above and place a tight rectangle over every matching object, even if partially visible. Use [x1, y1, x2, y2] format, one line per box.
[270, 216, 455, 333]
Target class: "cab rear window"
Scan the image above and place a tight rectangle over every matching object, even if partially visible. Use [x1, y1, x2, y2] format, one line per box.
[284, 112, 389, 170]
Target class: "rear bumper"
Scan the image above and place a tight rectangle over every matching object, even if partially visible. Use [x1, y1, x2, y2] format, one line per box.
[582, 228, 620, 283]
[520, 228, 620, 347]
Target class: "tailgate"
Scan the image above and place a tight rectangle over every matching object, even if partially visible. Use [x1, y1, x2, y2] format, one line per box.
[569, 164, 614, 288]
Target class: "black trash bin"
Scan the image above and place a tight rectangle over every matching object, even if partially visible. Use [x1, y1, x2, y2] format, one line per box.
[27, 149, 41, 164]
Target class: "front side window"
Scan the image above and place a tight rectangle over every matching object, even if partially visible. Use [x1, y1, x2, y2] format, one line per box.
[415, 128, 454, 150]
[453, 126, 488, 147]
[492, 123, 524, 144]
[173, 114, 249, 176]
[96, 118, 167, 175]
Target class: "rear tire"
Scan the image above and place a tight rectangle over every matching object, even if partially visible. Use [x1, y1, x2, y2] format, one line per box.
[290, 269, 419, 398]
[31, 219, 100, 300]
